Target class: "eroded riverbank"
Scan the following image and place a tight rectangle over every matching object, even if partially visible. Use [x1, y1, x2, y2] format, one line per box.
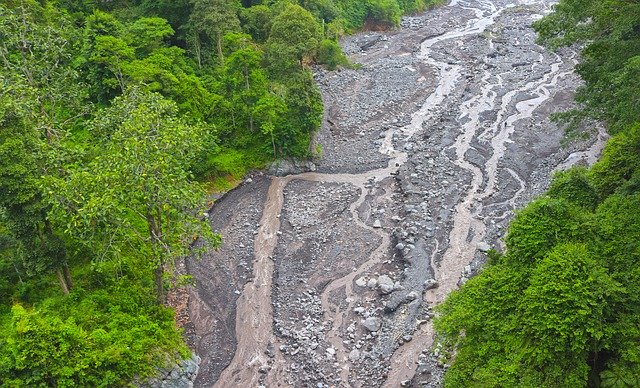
[185, 0, 603, 386]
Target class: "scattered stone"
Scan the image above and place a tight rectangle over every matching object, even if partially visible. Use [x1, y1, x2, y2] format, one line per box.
[349, 349, 361, 362]
[406, 291, 419, 301]
[477, 241, 491, 252]
[378, 275, 395, 294]
[424, 279, 438, 290]
[362, 317, 382, 332]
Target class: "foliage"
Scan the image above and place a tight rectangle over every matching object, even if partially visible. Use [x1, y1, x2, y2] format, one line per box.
[533, 0, 640, 135]
[436, 60, 640, 388]
[187, 0, 241, 66]
[0, 282, 188, 386]
[366, 0, 401, 27]
[45, 89, 220, 302]
[317, 39, 350, 70]
[266, 3, 322, 73]
[547, 167, 599, 210]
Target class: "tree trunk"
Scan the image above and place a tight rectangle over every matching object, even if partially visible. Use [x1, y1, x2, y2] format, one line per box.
[155, 265, 164, 303]
[217, 33, 224, 65]
[118, 72, 126, 93]
[271, 130, 277, 157]
[56, 269, 69, 295]
[148, 209, 165, 304]
[13, 263, 24, 284]
[194, 33, 202, 69]
[63, 262, 73, 290]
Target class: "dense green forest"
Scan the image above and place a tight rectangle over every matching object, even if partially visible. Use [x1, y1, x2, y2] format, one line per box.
[435, 0, 640, 387]
[0, 0, 442, 385]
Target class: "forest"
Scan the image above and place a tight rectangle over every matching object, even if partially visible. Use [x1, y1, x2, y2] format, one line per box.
[434, 0, 640, 386]
[0, 0, 442, 385]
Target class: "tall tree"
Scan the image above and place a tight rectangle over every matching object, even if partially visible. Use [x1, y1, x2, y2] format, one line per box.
[46, 88, 220, 302]
[0, 1, 85, 294]
[266, 3, 322, 74]
[533, 0, 640, 135]
[187, 0, 241, 67]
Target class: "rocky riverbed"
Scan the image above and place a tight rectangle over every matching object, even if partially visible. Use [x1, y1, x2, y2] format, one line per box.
[184, 0, 606, 386]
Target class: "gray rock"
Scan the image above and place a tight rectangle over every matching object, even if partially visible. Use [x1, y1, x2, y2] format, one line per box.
[406, 291, 419, 301]
[373, 219, 382, 228]
[367, 278, 378, 289]
[378, 275, 394, 294]
[477, 242, 491, 252]
[349, 349, 361, 362]
[362, 317, 382, 332]
[355, 277, 367, 287]
[424, 279, 438, 290]
[268, 159, 317, 176]
[137, 354, 200, 388]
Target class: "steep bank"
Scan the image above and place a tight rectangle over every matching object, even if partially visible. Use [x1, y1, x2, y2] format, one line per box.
[185, 0, 604, 386]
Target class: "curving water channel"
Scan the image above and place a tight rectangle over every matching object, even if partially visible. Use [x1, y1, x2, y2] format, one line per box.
[195, 0, 604, 386]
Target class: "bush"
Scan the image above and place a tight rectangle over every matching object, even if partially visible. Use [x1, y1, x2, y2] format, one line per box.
[589, 124, 640, 197]
[316, 39, 350, 70]
[366, 0, 401, 27]
[504, 198, 583, 265]
[0, 283, 188, 387]
[547, 167, 599, 209]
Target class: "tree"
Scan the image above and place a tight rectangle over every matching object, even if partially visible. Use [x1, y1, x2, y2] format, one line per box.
[366, 0, 401, 27]
[222, 33, 270, 133]
[254, 93, 288, 157]
[126, 17, 175, 55]
[0, 1, 84, 295]
[90, 35, 135, 93]
[533, 0, 640, 134]
[239, 4, 273, 43]
[46, 89, 220, 302]
[187, 0, 241, 67]
[266, 3, 321, 74]
[435, 128, 640, 386]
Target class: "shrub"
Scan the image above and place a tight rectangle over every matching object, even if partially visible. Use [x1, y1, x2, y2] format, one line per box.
[316, 39, 350, 70]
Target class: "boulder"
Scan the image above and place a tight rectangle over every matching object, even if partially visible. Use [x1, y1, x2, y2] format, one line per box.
[362, 317, 382, 332]
[377, 275, 394, 294]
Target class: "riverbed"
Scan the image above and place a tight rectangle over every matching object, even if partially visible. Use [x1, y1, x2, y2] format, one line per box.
[185, 0, 604, 386]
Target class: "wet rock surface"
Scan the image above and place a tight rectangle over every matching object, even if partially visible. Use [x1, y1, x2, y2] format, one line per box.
[137, 354, 200, 388]
[186, 0, 605, 387]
